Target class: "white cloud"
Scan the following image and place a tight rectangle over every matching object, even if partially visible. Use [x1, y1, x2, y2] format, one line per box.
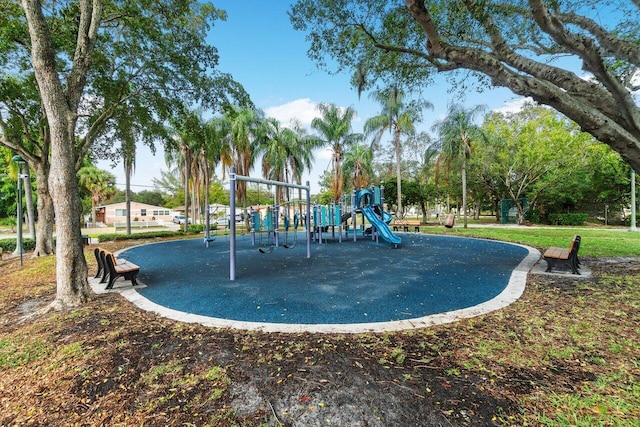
[317, 147, 333, 161]
[493, 97, 534, 114]
[264, 98, 318, 129]
[264, 98, 363, 132]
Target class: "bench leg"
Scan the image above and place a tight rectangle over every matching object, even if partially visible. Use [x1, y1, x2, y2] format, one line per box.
[545, 258, 580, 274]
[545, 258, 555, 272]
[571, 259, 581, 275]
[106, 274, 119, 290]
[125, 272, 138, 286]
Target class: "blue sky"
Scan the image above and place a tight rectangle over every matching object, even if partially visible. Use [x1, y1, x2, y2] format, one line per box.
[104, 1, 525, 195]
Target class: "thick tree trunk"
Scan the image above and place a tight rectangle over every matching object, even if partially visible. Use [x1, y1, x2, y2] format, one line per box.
[22, 169, 36, 239]
[22, 0, 93, 308]
[32, 163, 55, 257]
[49, 132, 91, 308]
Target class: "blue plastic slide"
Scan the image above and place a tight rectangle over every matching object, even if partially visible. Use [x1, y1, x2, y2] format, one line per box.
[361, 206, 401, 246]
[382, 210, 393, 224]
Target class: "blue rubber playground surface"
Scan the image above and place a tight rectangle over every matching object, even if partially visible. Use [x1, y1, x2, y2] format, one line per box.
[116, 232, 535, 331]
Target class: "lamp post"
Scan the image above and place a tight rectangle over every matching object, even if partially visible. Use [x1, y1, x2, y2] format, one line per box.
[12, 155, 26, 265]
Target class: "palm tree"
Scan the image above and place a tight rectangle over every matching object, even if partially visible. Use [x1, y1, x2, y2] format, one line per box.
[256, 118, 291, 204]
[220, 106, 262, 208]
[77, 165, 116, 226]
[286, 119, 319, 206]
[256, 118, 320, 206]
[166, 110, 205, 231]
[120, 127, 136, 235]
[200, 117, 225, 237]
[417, 141, 440, 223]
[432, 103, 486, 228]
[342, 143, 374, 191]
[311, 103, 361, 202]
[365, 85, 433, 218]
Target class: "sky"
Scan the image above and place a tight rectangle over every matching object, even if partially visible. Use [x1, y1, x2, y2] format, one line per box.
[100, 1, 527, 195]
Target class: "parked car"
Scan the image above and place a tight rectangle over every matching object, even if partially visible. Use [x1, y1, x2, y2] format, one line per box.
[214, 217, 230, 227]
[214, 214, 244, 226]
[172, 215, 191, 225]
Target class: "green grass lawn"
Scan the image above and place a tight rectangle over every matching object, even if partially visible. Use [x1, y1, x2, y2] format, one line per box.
[419, 225, 640, 257]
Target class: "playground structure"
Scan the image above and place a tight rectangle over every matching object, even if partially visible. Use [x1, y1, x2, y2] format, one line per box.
[248, 204, 303, 252]
[229, 166, 312, 280]
[310, 186, 401, 247]
[229, 167, 402, 279]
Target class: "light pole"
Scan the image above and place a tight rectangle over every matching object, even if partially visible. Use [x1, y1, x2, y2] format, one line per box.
[12, 155, 26, 265]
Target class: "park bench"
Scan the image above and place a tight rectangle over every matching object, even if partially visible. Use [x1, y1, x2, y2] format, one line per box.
[543, 235, 581, 275]
[94, 247, 140, 289]
[391, 221, 421, 232]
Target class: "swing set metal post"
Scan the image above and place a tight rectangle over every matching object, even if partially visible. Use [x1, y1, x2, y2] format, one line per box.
[274, 203, 279, 247]
[230, 166, 311, 281]
[250, 207, 256, 246]
[352, 190, 357, 242]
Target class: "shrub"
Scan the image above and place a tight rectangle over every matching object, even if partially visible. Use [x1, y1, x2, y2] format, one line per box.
[96, 230, 185, 242]
[525, 208, 541, 224]
[187, 223, 217, 233]
[0, 238, 36, 253]
[548, 213, 589, 226]
[0, 217, 17, 232]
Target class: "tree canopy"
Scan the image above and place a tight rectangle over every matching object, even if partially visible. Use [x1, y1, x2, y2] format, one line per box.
[289, 0, 640, 171]
[1, 0, 250, 308]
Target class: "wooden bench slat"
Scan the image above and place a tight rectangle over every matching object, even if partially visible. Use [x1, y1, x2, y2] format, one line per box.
[543, 247, 570, 259]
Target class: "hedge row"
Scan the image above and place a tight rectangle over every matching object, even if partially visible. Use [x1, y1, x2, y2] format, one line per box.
[96, 230, 186, 242]
[548, 213, 589, 226]
[0, 238, 36, 253]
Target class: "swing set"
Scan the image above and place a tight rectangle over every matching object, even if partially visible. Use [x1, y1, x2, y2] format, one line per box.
[252, 205, 275, 254]
[283, 211, 300, 249]
[229, 166, 311, 281]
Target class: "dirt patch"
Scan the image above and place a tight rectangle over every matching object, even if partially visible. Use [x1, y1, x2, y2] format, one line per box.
[1, 252, 639, 426]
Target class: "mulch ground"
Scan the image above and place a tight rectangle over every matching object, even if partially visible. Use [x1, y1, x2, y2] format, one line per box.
[1, 243, 639, 426]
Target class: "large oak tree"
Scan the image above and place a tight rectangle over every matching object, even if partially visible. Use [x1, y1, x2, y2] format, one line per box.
[5, 0, 249, 309]
[289, 0, 640, 171]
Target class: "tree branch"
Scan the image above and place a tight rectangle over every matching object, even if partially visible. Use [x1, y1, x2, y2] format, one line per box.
[529, 0, 640, 143]
[66, 0, 103, 113]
